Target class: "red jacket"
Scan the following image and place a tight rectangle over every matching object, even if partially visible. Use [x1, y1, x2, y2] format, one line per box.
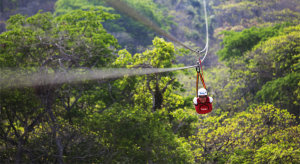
[194, 97, 212, 114]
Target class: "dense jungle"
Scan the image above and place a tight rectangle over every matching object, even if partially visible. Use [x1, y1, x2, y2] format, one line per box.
[0, 0, 299, 163]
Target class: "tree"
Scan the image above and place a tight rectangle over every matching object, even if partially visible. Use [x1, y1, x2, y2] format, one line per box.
[189, 104, 299, 163]
[217, 25, 285, 61]
[0, 8, 119, 163]
[249, 25, 300, 115]
[215, 24, 300, 115]
[88, 37, 197, 162]
[113, 37, 182, 112]
[213, 0, 300, 31]
[54, 0, 174, 53]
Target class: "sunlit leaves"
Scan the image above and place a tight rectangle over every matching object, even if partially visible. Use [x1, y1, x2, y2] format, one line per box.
[113, 49, 133, 68]
[0, 8, 120, 163]
[217, 25, 284, 61]
[54, 0, 175, 51]
[255, 126, 300, 164]
[215, 24, 300, 115]
[190, 104, 299, 163]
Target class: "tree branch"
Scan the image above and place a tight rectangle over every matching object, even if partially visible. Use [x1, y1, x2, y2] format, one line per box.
[161, 78, 175, 94]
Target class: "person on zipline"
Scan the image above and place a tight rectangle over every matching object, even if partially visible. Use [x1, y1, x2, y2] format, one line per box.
[193, 88, 213, 114]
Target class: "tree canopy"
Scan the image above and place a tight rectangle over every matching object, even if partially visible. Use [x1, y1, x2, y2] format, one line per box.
[0, 0, 299, 163]
[54, 0, 174, 53]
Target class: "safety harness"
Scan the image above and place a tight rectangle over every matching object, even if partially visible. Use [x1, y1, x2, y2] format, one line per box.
[196, 59, 206, 97]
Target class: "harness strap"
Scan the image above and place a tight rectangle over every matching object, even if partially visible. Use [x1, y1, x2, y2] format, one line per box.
[196, 59, 206, 97]
[196, 72, 199, 97]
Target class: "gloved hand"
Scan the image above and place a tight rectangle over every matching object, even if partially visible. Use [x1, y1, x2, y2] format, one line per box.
[193, 97, 198, 105]
[209, 97, 213, 103]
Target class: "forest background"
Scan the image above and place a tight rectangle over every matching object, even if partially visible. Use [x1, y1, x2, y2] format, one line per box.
[0, 0, 299, 163]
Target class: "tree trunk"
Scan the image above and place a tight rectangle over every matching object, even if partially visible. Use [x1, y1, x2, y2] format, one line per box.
[152, 83, 163, 112]
[147, 75, 175, 112]
[48, 109, 64, 164]
[37, 85, 64, 164]
[15, 139, 24, 164]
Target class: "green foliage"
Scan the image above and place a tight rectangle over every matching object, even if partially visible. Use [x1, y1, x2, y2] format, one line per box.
[85, 107, 194, 163]
[214, 24, 300, 115]
[0, 8, 119, 68]
[213, 0, 300, 31]
[131, 37, 176, 68]
[1, 1, 300, 163]
[217, 25, 285, 61]
[110, 38, 199, 158]
[250, 25, 300, 75]
[204, 66, 248, 113]
[248, 25, 300, 114]
[54, 0, 100, 16]
[190, 104, 299, 163]
[0, 9, 120, 163]
[54, 0, 174, 52]
[254, 125, 300, 163]
[256, 73, 300, 115]
[187, 22, 300, 163]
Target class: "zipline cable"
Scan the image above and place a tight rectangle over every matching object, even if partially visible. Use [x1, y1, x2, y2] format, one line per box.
[195, 0, 209, 95]
[199, 0, 209, 62]
[197, 0, 209, 54]
[0, 66, 197, 89]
